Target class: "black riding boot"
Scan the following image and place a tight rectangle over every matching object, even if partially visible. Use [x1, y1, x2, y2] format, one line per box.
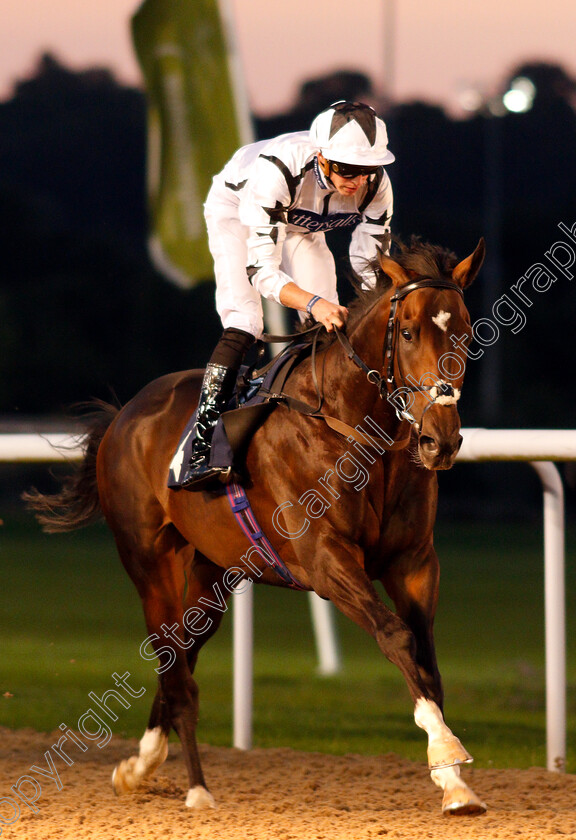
[181, 363, 238, 488]
[181, 327, 254, 489]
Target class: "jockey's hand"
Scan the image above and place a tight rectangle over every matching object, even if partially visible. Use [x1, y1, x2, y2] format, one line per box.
[310, 298, 349, 332]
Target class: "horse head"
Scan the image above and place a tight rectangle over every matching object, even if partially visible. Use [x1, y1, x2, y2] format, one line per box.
[378, 238, 485, 470]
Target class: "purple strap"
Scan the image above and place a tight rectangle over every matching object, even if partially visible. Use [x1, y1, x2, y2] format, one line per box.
[226, 483, 305, 589]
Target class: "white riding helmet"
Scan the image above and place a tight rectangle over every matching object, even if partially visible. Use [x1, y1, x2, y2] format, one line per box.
[309, 101, 395, 166]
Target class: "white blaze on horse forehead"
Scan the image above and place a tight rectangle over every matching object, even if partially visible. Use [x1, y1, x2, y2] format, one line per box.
[432, 310, 451, 332]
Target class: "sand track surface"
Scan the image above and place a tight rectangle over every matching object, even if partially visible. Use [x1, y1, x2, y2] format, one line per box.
[2, 727, 576, 839]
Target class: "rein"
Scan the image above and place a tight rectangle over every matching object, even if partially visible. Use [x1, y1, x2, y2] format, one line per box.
[256, 325, 409, 451]
[254, 275, 464, 443]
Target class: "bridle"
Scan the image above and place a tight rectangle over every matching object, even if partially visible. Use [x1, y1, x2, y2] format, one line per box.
[334, 277, 465, 431]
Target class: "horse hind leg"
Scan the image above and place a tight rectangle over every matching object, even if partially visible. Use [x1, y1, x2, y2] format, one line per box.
[112, 545, 228, 809]
[112, 688, 170, 796]
[179, 559, 233, 809]
[111, 630, 217, 809]
[110, 530, 186, 799]
[112, 728, 168, 795]
[112, 676, 216, 809]
[112, 686, 216, 809]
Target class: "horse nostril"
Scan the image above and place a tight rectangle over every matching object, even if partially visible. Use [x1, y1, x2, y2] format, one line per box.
[419, 435, 439, 455]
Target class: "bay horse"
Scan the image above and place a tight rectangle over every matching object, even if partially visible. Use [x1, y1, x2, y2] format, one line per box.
[25, 237, 487, 816]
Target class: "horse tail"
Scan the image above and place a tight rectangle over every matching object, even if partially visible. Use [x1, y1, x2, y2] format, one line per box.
[22, 400, 119, 534]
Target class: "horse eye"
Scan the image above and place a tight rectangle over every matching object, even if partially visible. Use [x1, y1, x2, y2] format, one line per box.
[401, 329, 412, 341]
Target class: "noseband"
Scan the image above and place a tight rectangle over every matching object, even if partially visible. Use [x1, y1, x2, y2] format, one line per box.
[335, 277, 465, 430]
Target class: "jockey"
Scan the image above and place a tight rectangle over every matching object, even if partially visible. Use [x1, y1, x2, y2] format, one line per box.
[182, 100, 395, 488]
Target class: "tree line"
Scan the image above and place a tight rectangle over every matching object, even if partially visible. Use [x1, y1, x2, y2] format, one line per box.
[0, 53, 574, 432]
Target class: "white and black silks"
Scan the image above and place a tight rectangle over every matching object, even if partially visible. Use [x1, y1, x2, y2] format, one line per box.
[204, 131, 394, 338]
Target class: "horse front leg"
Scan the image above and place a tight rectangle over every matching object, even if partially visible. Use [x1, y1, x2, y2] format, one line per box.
[381, 548, 471, 769]
[431, 766, 487, 816]
[381, 546, 444, 708]
[310, 542, 482, 814]
[381, 547, 486, 815]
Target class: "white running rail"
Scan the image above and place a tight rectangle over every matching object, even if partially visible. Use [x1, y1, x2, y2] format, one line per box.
[2, 427, 574, 772]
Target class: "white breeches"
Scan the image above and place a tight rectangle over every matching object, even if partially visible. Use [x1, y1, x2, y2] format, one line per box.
[205, 197, 338, 338]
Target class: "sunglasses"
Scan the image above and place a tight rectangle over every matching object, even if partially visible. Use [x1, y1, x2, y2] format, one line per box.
[329, 160, 380, 179]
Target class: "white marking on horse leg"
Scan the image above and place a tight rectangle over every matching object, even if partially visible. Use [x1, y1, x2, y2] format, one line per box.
[111, 727, 169, 795]
[431, 765, 487, 815]
[136, 727, 169, 775]
[414, 698, 473, 769]
[186, 786, 216, 809]
[432, 310, 451, 332]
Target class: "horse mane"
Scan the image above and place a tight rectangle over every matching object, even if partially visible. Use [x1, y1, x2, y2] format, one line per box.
[299, 235, 460, 348]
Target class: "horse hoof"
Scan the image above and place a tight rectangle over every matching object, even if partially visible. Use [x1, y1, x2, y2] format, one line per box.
[112, 758, 138, 795]
[442, 788, 487, 816]
[428, 737, 473, 770]
[185, 786, 216, 809]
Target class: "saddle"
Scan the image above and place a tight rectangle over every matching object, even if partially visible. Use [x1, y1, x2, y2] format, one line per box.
[168, 334, 313, 488]
[168, 325, 411, 489]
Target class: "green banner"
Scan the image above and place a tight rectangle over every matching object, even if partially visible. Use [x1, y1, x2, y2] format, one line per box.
[132, 0, 245, 286]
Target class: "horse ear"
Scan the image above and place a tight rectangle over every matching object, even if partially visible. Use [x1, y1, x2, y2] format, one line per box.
[452, 238, 486, 289]
[378, 253, 410, 288]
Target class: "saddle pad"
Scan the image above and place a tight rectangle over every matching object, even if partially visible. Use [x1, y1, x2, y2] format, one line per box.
[168, 347, 306, 488]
